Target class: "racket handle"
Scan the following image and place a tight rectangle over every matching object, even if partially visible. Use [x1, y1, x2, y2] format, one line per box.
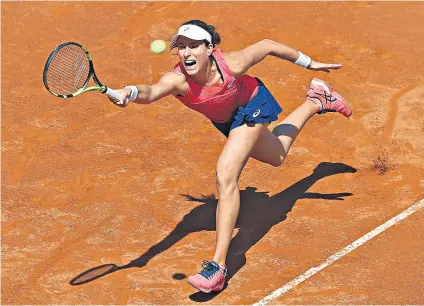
[104, 87, 129, 105]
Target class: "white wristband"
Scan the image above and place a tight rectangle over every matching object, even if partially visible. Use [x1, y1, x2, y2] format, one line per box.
[294, 51, 312, 68]
[125, 86, 139, 102]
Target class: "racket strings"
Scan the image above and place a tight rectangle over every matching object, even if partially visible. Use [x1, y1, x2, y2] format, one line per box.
[46, 44, 90, 95]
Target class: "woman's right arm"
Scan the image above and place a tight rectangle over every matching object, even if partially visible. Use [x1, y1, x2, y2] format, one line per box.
[111, 71, 187, 106]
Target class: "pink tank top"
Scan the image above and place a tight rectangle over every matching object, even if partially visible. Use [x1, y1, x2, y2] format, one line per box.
[172, 49, 259, 123]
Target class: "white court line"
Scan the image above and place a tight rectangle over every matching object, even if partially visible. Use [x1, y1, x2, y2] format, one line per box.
[254, 198, 424, 305]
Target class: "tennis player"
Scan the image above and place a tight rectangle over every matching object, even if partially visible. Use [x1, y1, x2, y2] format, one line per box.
[111, 20, 352, 294]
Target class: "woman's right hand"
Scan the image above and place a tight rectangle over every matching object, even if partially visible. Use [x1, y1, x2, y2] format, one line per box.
[108, 87, 132, 107]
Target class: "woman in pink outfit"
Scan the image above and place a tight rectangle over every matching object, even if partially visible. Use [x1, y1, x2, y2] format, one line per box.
[111, 19, 352, 294]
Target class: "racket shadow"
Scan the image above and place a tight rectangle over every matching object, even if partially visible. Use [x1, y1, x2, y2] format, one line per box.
[70, 264, 120, 286]
[69, 162, 357, 295]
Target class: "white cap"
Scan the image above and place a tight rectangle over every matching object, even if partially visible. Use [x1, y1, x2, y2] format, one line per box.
[169, 24, 212, 50]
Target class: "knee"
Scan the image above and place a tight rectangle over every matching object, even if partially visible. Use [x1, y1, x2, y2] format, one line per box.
[216, 165, 238, 195]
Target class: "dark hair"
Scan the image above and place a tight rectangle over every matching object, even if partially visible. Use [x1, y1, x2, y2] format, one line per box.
[182, 20, 221, 47]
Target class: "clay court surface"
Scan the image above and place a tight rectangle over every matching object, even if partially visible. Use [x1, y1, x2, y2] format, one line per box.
[2, 1, 424, 304]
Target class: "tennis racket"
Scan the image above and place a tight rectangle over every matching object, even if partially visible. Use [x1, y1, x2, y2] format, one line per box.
[43, 41, 125, 103]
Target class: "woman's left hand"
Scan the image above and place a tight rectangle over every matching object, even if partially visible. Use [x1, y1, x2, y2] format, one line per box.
[307, 60, 343, 72]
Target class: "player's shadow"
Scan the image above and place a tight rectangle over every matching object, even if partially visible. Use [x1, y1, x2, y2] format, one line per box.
[70, 162, 356, 301]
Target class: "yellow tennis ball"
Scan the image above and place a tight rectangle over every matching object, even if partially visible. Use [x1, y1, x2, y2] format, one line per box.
[150, 40, 166, 54]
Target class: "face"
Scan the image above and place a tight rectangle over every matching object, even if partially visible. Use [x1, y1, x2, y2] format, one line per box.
[177, 36, 213, 75]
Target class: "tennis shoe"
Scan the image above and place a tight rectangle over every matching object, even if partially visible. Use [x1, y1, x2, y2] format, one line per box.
[188, 260, 226, 293]
[306, 78, 352, 117]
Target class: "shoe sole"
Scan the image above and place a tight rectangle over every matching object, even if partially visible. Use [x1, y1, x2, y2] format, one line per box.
[188, 279, 224, 293]
[311, 78, 352, 117]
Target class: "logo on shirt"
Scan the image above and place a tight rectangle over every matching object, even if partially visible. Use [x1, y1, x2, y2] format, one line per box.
[227, 77, 235, 89]
[253, 109, 261, 118]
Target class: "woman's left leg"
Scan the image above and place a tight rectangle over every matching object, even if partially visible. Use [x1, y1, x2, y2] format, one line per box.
[250, 78, 352, 166]
[249, 99, 319, 166]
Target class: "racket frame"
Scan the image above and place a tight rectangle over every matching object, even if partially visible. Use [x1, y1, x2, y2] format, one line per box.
[43, 41, 113, 99]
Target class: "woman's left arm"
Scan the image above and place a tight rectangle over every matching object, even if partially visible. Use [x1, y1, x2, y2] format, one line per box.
[224, 39, 342, 76]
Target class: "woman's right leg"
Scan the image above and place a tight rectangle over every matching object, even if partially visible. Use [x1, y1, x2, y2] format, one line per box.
[187, 122, 268, 293]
